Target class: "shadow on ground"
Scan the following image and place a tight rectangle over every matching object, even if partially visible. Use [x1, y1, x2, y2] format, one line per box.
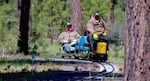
[0, 58, 124, 81]
[0, 70, 124, 81]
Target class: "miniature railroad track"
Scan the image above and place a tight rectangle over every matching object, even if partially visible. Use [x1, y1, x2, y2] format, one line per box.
[1, 57, 118, 81]
[47, 58, 119, 80]
[81, 62, 117, 80]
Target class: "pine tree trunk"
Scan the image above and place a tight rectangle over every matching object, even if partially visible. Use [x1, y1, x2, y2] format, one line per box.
[124, 0, 150, 81]
[18, 0, 30, 54]
[70, 0, 82, 35]
[28, 14, 32, 39]
[110, 4, 114, 23]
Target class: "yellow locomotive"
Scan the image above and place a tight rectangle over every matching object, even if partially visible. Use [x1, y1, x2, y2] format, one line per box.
[89, 32, 110, 62]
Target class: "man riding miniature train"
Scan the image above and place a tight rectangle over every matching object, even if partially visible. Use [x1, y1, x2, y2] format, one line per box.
[85, 12, 108, 35]
[58, 22, 92, 59]
[85, 12, 111, 62]
[58, 20, 111, 61]
[88, 21, 111, 62]
[58, 22, 80, 53]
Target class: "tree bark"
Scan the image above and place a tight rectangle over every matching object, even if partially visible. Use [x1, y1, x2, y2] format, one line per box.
[110, 4, 114, 23]
[28, 14, 32, 39]
[125, 0, 150, 81]
[18, 0, 30, 54]
[70, 0, 82, 35]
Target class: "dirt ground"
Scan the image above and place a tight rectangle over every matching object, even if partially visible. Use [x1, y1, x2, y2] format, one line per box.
[0, 56, 124, 81]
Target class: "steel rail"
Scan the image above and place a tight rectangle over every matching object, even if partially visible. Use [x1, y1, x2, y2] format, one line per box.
[47, 58, 117, 80]
[77, 61, 117, 80]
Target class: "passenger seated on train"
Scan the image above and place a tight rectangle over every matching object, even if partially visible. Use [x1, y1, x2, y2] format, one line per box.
[58, 22, 80, 53]
[88, 22, 111, 62]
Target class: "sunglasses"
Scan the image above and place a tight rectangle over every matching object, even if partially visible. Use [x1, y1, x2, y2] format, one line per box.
[67, 25, 72, 28]
[95, 16, 100, 20]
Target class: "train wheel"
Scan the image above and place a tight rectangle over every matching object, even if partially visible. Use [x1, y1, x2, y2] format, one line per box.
[74, 56, 79, 59]
[89, 54, 93, 61]
[69, 56, 71, 59]
[93, 55, 99, 62]
[61, 56, 64, 58]
[81, 57, 86, 60]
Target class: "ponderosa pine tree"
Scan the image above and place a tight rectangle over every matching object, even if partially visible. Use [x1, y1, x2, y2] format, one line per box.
[18, 0, 31, 54]
[125, 0, 150, 81]
[70, 0, 82, 35]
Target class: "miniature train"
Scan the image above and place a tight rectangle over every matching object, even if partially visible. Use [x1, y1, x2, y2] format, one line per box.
[60, 35, 110, 62]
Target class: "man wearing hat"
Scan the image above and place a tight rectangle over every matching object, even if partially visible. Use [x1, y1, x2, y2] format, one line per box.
[88, 22, 111, 62]
[58, 22, 80, 53]
[86, 12, 108, 35]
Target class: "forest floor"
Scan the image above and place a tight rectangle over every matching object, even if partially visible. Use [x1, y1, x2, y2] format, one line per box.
[0, 55, 124, 81]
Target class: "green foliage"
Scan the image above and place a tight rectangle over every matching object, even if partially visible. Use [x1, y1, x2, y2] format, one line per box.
[38, 42, 60, 57]
[0, 0, 19, 54]
[0, 0, 125, 56]
[31, 0, 70, 39]
[29, 38, 60, 57]
[30, 0, 70, 55]
[31, 0, 113, 39]
[82, 0, 112, 30]
[108, 44, 124, 63]
[114, 0, 125, 24]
